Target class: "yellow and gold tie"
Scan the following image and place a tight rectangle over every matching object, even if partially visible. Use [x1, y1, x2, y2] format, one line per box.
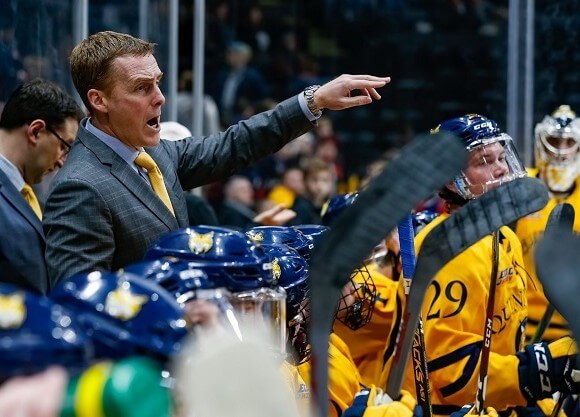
[134, 152, 175, 216]
[21, 183, 42, 220]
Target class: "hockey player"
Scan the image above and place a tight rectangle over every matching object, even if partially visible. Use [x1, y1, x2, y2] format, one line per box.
[514, 105, 580, 342]
[259, 239, 385, 417]
[322, 192, 403, 387]
[390, 114, 579, 416]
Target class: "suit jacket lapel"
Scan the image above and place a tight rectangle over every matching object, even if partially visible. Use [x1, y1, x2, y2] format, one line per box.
[0, 171, 45, 239]
[78, 126, 179, 230]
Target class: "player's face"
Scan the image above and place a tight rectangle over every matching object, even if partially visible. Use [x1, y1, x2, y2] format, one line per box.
[94, 54, 165, 149]
[544, 136, 579, 162]
[463, 142, 509, 197]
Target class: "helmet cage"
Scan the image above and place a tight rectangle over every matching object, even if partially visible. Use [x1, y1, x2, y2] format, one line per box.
[335, 264, 376, 330]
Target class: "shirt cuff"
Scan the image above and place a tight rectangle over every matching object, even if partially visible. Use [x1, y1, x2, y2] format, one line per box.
[297, 91, 321, 122]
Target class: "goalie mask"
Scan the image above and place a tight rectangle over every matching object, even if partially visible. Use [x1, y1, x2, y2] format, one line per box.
[50, 270, 188, 363]
[534, 105, 580, 193]
[0, 283, 91, 381]
[432, 114, 526, 200]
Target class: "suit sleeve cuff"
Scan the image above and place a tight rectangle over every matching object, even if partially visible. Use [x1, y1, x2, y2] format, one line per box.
[297, 92, 322, 122]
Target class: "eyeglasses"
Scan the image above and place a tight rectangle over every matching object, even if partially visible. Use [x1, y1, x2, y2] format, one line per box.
[46, 126, 72, 155]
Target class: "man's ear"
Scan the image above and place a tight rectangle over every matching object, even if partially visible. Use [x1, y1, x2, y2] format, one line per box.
[87, 89, 108, 114]
[26, 119, 46, 145]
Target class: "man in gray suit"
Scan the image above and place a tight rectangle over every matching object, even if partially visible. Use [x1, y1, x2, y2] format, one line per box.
[43, 31, 391, 283]
[0, 79, 83, 293]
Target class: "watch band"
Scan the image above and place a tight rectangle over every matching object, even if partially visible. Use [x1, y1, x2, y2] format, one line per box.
[304, 85, 322, 117]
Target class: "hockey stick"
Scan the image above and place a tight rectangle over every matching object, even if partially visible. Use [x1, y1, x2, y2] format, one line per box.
[398, 215, 433, 417]
[474, 230, 500, 414]
[534, 211, 580, 417]
[530, 203, 575, 344]
[386, 176, 549, 400]
[309, 133, 468, 417]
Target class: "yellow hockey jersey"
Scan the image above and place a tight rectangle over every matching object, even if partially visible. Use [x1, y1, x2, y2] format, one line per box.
[514, 169, 576, 342]
[298, 333, 364, 417]
[397, 214, 530, 415]
[281, 361, 311, 416]
[333, 263, 401, 386]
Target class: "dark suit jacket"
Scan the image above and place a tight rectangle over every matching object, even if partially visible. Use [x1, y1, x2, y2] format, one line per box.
[0, 170, 50, 293]
[44, 96, 312, 283]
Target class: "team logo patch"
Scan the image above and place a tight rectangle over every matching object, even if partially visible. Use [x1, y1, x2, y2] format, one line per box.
[496, 267, 514, 285]
[246, 230, 264, 243]
[271, 258, 282, 283]
[0, 293, 26, 329]
[188, 231, 214, 254]
[105, 284, 148, 321]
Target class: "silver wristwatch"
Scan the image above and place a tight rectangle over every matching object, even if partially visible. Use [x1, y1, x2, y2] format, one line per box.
[304, 85, 322, 117]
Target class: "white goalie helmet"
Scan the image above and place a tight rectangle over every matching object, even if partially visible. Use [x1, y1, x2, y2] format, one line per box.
[534, 105, 580, 193]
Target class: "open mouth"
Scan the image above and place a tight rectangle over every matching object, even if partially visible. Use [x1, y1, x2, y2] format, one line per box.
[147, 116, 160, 129]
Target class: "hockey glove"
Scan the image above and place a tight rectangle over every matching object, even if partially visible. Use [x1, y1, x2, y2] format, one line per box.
[517, 336, 579, 403]
[449, 404, 499, 417]
[342, 386, 418, 417]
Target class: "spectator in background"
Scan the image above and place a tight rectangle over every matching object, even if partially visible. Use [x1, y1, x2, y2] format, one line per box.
[217, 175, 257, 229]
[176, 70, 221, 135]
[209, 41, 271, 126]
[218, 175, 296, 230]
[314, 116, 344, 182]
[300, 158, 337, 224]
[268, 166, 306, 210]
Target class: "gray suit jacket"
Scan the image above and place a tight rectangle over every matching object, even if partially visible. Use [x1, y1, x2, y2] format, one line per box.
[44, 96, 312, 283]
[0, 170, 50, 293]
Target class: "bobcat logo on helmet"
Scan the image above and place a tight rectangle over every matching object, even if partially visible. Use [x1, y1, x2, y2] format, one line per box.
[0, 293, 26, 329]
[430, 124, 441, 135]
[246, 230, 264, 243]
[271, 258, 282, 284]
[188, 231, 214, 254]
[105, 283, 148, 321]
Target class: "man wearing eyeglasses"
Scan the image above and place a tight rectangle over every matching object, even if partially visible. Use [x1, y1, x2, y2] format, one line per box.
[0, 78, 83, 293]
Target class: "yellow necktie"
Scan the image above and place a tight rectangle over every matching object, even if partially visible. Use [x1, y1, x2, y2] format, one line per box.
[21, 183, 42, 220]
[134, 152, 175, 216]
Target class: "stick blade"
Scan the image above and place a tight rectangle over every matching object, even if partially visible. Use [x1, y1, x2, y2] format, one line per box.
[545, 202, 575, 236]
[387, 176, 549, 398]
[535, 230, 580, 341]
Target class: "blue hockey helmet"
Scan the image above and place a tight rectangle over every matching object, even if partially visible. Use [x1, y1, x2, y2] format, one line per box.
[0, 283, 91, 380]
[246, 226, 314, 263]
[260, 243, 310, 364]
[260, 244, 309, 319]
[320, 192, 359, 227]
[292, 224, 329, 246]
[50, 270, 188, 362]
[412, 210, 439, 235]
[144, 226, 275, 292]
[123, 257, 212, 303]
[431, 114, 526, 199]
